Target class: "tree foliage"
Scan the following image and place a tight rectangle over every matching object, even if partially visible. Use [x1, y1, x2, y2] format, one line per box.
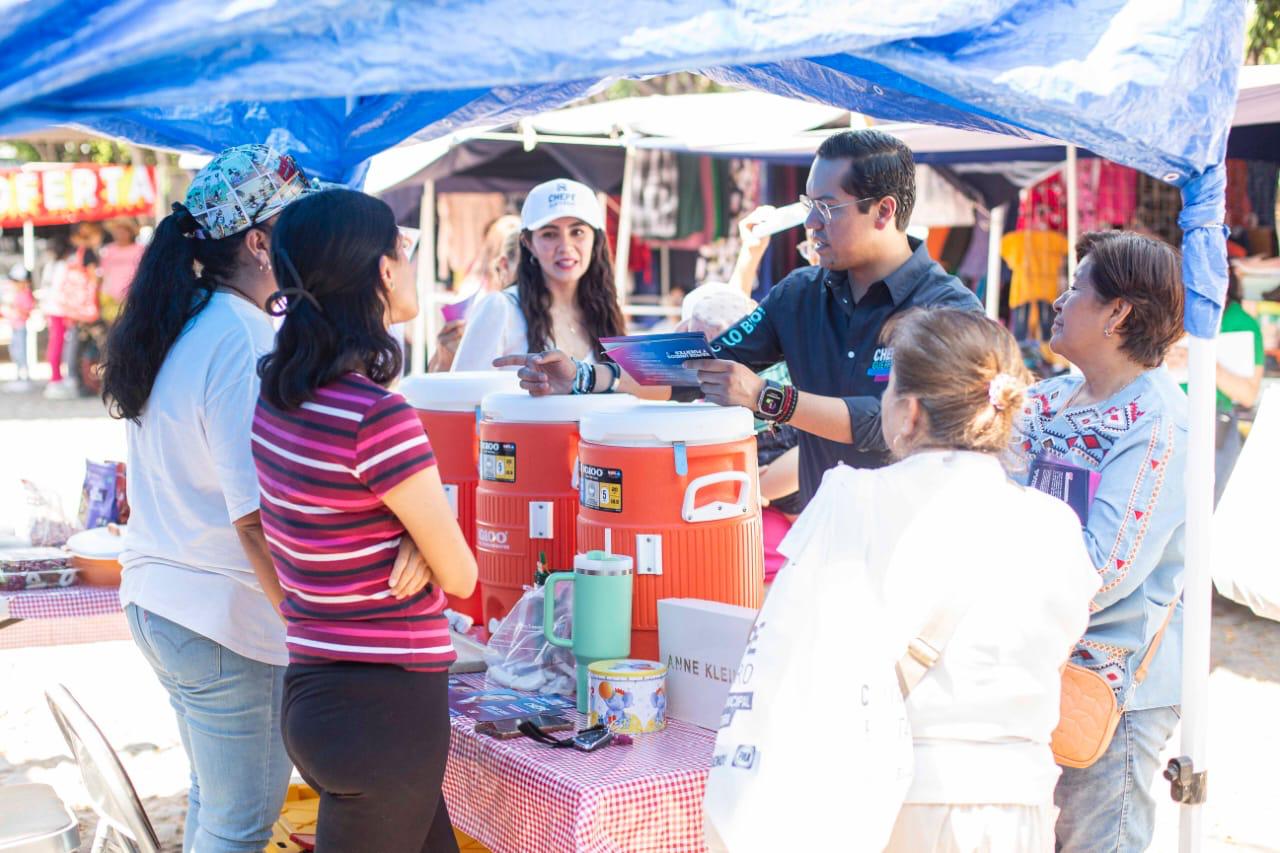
[1248, 0, 1280, 64]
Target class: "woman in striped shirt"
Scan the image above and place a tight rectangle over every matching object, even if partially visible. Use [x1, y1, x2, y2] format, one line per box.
[251, 189, 477, 852]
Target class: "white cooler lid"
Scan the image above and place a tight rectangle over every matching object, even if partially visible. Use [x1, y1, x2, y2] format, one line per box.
[399, 371, 521, 413]
[481, 392, 640, 424]
[580, 403, 754, 446]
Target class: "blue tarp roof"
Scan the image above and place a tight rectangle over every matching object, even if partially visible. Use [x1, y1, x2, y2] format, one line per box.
[0, 0, 1246, 334]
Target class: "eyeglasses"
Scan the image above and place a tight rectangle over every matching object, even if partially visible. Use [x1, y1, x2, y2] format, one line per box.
[397, 226, 421, 262]
[798, 194, 878, 224]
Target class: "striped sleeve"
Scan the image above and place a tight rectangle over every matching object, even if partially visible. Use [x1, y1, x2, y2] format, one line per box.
[354, 392, 435, 497]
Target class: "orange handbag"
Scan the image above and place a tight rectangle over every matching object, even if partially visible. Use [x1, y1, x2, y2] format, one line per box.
[1052, 599, 1178, 769]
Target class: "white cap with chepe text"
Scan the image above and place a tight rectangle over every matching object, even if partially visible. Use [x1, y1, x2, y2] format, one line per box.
[521, 179, 604, 231]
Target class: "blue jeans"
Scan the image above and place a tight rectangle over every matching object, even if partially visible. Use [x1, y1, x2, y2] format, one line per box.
[1054, 705, 1180, 852]
[9, 325, 27, 378]
[125, 604, 292, 853]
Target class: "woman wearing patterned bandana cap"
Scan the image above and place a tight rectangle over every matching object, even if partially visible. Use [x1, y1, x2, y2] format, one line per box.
[1011, 231, 1188, 853]
[100, 145, 326, 853]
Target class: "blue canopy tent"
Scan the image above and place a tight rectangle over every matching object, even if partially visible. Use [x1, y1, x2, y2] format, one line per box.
[0, 2, 1245, 847]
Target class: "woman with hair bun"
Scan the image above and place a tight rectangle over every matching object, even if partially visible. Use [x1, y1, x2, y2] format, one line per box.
[774, 308, 1100, 850]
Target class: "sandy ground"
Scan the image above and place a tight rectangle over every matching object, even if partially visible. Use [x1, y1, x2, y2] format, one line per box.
[1, 373, 1277, 851]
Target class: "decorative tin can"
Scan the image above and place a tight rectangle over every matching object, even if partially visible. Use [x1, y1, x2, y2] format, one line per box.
[587, 659, 668, 734]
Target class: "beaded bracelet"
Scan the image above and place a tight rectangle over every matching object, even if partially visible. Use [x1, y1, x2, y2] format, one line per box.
[601, 361, 621, 394]
[777, 386, 800, 424]
[570, 359, 593, 395]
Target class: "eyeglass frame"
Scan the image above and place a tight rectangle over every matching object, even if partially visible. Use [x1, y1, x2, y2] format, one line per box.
[798, 194, 880, 224]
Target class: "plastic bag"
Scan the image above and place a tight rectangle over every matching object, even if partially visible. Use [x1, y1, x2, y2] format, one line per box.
[1214, 385, 1280, 622]
[484, 581, 577, 696]
[79, 460, 129, 529]
[704, 465, 913, 852]
[20, 480, 81, 547]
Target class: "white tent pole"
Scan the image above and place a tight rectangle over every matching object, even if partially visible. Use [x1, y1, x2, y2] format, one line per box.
[413, 179, 436, 375]
[984, 204, 1006, 320]
[615, 143, 636, 317]
[1065, 145, 1078, 282]
[1179, 333, 1215, 853]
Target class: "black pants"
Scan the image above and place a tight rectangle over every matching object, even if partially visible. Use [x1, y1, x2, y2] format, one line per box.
[282, 662, 458, 853]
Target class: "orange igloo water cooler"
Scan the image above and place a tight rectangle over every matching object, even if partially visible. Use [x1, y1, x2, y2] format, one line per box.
[576, 403, 763, 659]
[475, 392, 640, 630]
[400, 371, 520, 622]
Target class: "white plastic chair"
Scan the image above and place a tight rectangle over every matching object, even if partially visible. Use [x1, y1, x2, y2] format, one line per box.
[0, 783, 79, 852]
[44, 685, 160, 853]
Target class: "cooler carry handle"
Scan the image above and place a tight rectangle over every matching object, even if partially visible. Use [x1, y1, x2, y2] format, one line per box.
[681, 472, 751, 524]
[543, 572, 575, 649]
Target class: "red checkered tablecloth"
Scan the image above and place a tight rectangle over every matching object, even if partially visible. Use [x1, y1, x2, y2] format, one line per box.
[443, 674, 714, 853]
[0, 585, 122, 621]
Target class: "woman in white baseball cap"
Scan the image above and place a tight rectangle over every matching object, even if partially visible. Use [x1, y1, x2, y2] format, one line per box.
[451, 178, 625, 370]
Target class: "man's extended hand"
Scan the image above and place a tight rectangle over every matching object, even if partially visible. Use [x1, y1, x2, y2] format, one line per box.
[492, 350, 577, 396]
[684, 359, 765, 410]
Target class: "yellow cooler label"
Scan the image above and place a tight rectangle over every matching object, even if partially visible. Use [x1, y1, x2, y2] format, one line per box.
[480, 440, 517, 483]
[580, 464, 623, 513]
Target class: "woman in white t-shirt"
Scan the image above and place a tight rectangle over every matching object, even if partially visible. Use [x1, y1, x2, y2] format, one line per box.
[451, 178, 625, 371]
[870, 309, 1100, 851]
[100, 146, 327, 853]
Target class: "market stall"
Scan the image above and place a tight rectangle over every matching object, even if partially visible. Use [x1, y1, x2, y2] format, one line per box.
[0, 3, 1244, 850]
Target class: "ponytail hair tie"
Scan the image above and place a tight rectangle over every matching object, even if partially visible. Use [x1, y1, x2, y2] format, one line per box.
[266, 287, 323, 317]
[266, 246, 324, 317]
[170, 202, 201, 238]
[987, 372, 1020, 411]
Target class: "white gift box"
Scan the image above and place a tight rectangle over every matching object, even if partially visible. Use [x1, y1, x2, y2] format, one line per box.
[657, 598, 758, 730]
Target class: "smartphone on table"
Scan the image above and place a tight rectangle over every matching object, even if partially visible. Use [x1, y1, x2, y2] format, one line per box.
[476, 713, 572, 740]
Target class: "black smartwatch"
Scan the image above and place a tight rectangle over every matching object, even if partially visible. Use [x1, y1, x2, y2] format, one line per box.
[756, 380, 786, 421]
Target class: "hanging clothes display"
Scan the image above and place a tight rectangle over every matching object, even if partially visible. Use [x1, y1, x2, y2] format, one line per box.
[1225, 159, 1253, 229]
[1015, 172, 1066, 232]
[1001, 229, 1068, 309]
[1134, 173, 1182, 246]
[956, 208, 991, 289]
[673, 154, 707, 240]
[763, 164, 805, 293]
[630, 149, 680, 240]
[1001, 228, 1068, 354]
[939, 226, 973, 273]
[729, 159, 762, 226]
[1076, 160, 1137, 233]
[436, 193, 508, 282]
[926, 227, 950, 265]
[1246, 161, 1278, 229]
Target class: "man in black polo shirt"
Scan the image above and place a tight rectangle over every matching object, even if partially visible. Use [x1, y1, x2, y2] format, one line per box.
[498, 130, 982, 503]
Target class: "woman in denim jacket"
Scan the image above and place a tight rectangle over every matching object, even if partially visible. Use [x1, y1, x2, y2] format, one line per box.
[1013, 231, 1188, 852]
